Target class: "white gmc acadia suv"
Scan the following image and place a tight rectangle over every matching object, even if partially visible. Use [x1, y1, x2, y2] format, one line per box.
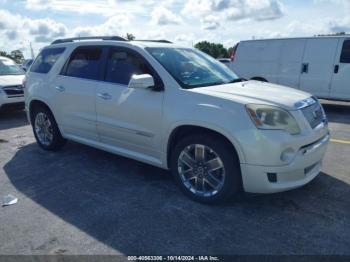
[24, 36, 330, 203]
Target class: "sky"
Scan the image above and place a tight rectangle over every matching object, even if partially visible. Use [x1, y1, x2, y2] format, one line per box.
[0, 0, 349, 58]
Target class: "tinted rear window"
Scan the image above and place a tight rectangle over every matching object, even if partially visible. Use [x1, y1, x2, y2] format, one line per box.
[30, 47, 65, 74]
[63, 47, 102, 80]
[340, 40, 350, 63]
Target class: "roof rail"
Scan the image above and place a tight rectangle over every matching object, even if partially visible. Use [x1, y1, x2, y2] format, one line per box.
[133, 40, 173, 44]
[51, 36, 127, 45]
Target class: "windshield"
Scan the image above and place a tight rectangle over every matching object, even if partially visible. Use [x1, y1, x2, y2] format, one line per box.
[0, 59, 24, 76]
[146, 47, 238, 89]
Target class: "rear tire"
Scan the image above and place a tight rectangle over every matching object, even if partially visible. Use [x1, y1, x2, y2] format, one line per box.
[31, 106, 66, 151]
[170, 134, 241, 204]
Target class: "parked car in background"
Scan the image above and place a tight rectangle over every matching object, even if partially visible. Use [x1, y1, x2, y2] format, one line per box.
[21, 59, 34, 72]
[25, 36, 329, 203]
[0, 56, 25, 110]
[231, 36, 350, 101]
[217, 58, 231, 68]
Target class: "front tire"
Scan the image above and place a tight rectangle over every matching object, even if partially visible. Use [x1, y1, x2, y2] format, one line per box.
[32, 106, 66, 151]
[170, 134, 241, 203]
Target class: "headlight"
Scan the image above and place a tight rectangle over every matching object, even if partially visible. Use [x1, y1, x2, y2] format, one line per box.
[246, 104, 300, 135]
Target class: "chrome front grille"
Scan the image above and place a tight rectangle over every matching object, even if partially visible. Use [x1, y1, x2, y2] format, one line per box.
[301, 101, 325, 129]
[2, 85, 24, 97]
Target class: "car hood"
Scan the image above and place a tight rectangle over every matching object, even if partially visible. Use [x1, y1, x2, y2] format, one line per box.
[0, 75, 25, 87]
[192, 80, 311, 111]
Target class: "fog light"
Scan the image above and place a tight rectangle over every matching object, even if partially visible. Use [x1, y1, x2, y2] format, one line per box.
[280, 148, 295, 163]
[267, 173, 277, 183]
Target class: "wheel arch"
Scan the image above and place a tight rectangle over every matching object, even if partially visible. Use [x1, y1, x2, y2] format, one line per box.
[29, 99, 55, 125]
[166, 124, 245, 169]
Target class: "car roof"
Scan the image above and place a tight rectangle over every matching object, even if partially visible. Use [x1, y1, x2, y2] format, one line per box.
[47, 37, 187, 50]
[130, 40, 185, 48]
[0, 56, 12, 61]
[240, 35, 350, 43]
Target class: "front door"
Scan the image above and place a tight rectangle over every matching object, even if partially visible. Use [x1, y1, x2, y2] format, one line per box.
[299, 38, 340, 98]
[330, 38, 350, 100]
[96, 47, 164, 160]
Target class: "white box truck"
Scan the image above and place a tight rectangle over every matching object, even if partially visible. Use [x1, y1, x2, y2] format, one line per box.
[231, 36, 350, 101]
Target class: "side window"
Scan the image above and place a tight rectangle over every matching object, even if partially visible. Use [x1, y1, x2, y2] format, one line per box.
[340, 40, 350, 63]
[30, 47, 65, 74]
[64, 47, 102, 80]
[105, 49, 152, 85]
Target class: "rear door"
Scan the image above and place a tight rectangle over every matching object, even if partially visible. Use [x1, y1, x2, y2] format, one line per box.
[277, 39, 306, 89]
[330, 38, 350, 100]
[299, 38, 340, 97]
[95, 46, 164, 160]
[52, 46, 104, 141]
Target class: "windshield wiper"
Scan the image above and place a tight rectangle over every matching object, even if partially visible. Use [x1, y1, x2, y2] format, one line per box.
[187, 79, 245, 89]
[187, 81, 225, 89]
[228, 78, 247, 84]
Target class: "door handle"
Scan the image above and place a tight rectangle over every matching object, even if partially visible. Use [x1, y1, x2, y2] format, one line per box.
[334, 64, 339, 74]
[55, 86, 65, 92]
[301, 63, 309, 74]
[97, 92, 112, 100]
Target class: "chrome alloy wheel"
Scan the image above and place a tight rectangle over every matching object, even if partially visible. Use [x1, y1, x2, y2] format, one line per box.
[34, 112, 53, 146]
[177, 144, 226, 197]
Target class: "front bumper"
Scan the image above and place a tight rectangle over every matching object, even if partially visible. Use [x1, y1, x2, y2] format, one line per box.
[0, 94, 24, 110]
[240, 133, 330, 193]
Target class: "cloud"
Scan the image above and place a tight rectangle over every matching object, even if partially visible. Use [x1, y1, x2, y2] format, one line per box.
[26, 0, 54, 10]
[6, 30, 18, 40]
[28, 19, 67, 39]
[0, 9, 22, 30]
[329, 17, 350, 33]
[201, 15, 220, 30]
[314, 0, 350, 33]
[0, 9, 68, 56]
[25, 0, 156, 16]
[175, 33, 195, 43]
[72, 14, 130, 37]
[183, 0, 284, 22]
[26, 0, 117, 16]
[151, 6, 182, 25]
[0, 9, 67, 43]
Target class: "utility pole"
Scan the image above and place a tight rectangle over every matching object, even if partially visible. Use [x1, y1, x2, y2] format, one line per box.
[30, 42, 35, 59]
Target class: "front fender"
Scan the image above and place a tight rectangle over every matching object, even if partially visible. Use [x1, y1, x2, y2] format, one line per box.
[162, 100, 249, 166]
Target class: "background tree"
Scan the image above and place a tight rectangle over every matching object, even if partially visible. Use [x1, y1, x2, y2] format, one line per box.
[0, 51, 12, 59]
[194, 41, 229, 59]
[10, 50, 25, 64]
[126, 33, 136, 41]
[317, 32, 349, 36]
[227, 46, 234, 57]
[0, 50, 25, 63]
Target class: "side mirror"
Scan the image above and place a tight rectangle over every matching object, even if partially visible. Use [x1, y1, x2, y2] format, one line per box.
[128, 74, 155, 89]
